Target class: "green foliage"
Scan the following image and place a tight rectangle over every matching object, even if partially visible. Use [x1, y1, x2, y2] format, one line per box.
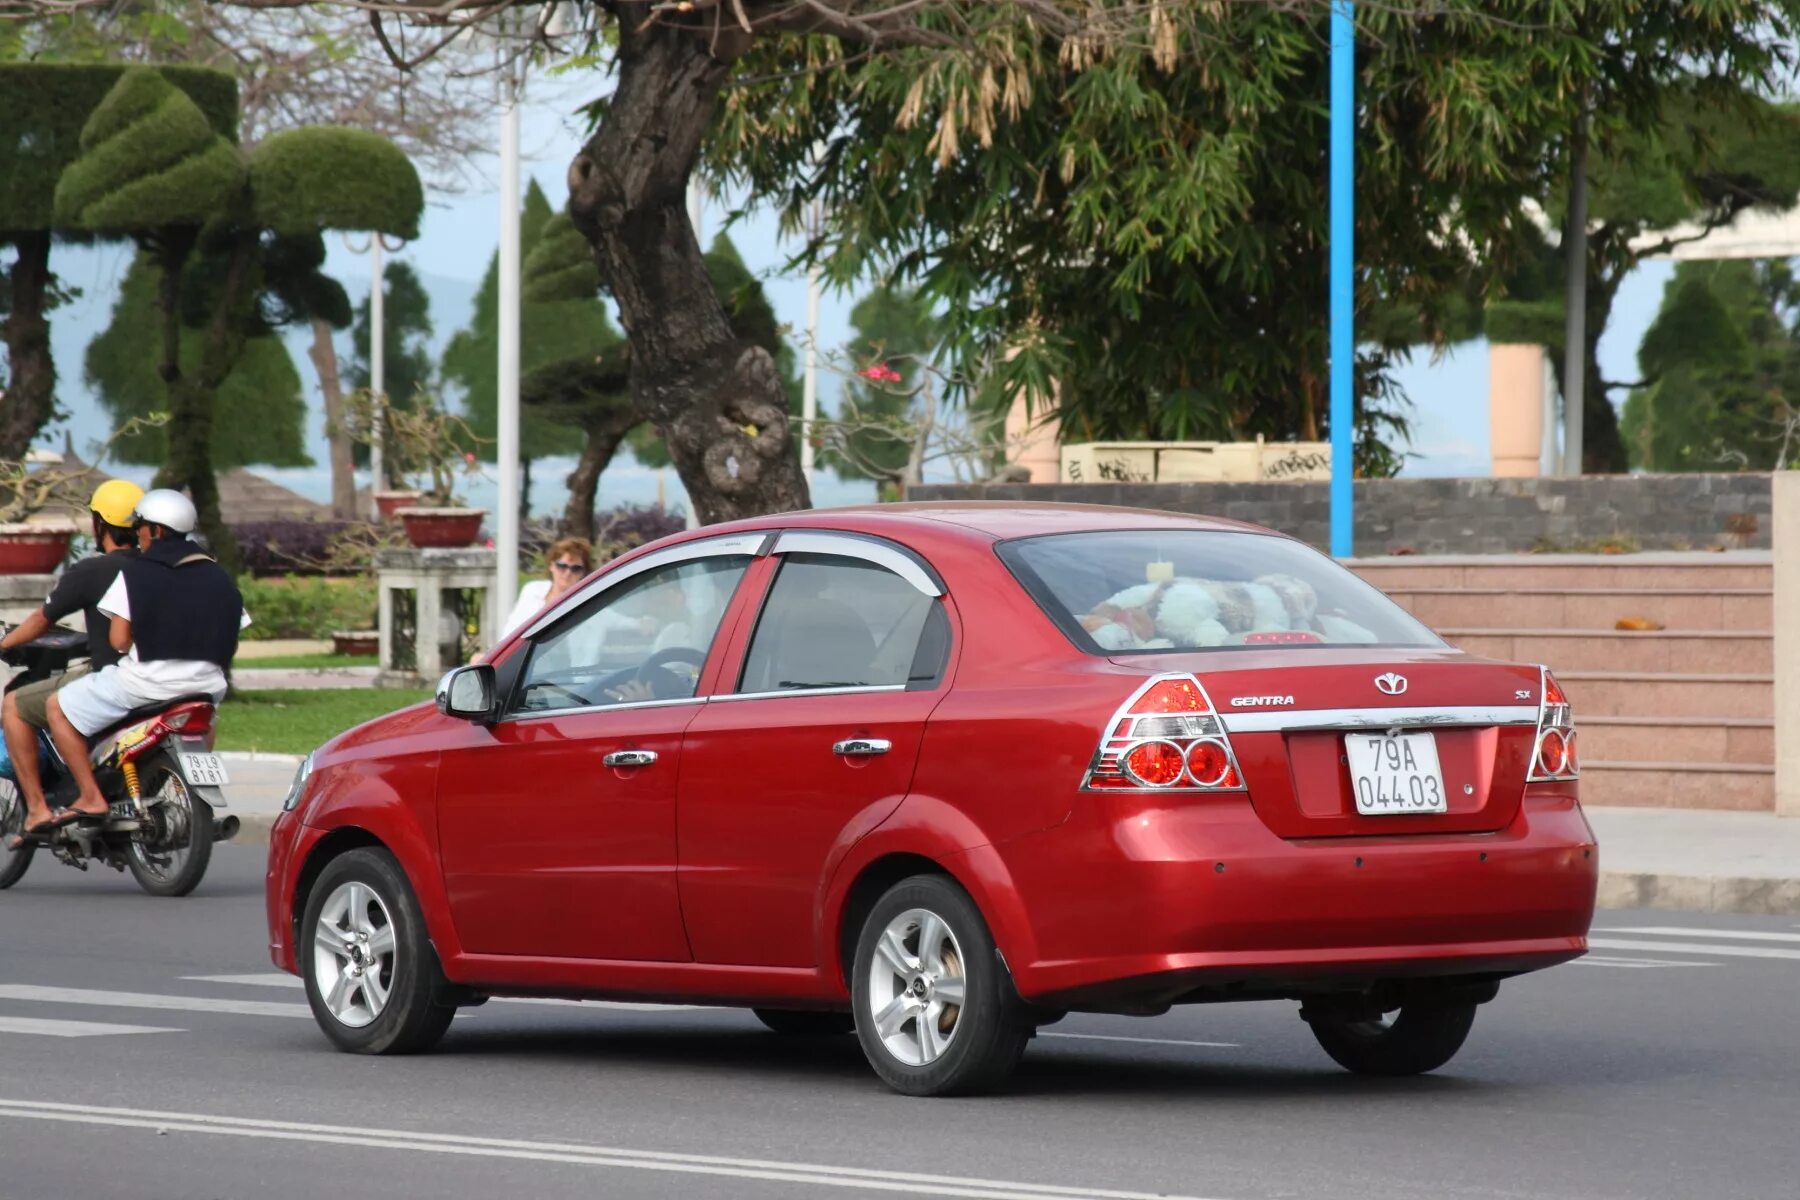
[84, 249, 309, 468]
[260, 231, 353, 330]
[1483, 300, 1566, 351]
[522, 212, 600, 303]
[235, 574, 378, 641]
[1621, 259, 1800, 471]
[52, 67, 245, 234]
[249, 127, 422, 239]
[348, 261, 436, 467]
[0, 61, 235, 232]
[829, 282, 947, 483]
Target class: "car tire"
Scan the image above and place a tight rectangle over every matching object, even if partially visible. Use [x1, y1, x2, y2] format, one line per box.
[752, 1008, 855, 1036]
[300, 847, 455, 1056]
[1307, 1001, 1478, 1076]
[851, 874, 1029, 1097]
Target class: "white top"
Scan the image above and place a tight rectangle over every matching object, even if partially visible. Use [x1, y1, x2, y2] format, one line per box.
[98, 573, 251, 702]
[498, 579, 553, 642]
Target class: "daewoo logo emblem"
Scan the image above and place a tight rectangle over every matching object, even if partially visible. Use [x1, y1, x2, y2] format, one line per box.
[1374, 672, 1409, 696]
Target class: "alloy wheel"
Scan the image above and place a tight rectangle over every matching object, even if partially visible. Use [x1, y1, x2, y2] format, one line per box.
[312, 880, 398, 1028]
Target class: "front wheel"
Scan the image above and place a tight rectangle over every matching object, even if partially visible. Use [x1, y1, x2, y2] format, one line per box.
[851, 874, 1029, 1097]
[0, 779, 35, 889]
[127, 762, 212, 897]
[1307, 1002, 1478, 1076]
[301, 847, 454, 1055]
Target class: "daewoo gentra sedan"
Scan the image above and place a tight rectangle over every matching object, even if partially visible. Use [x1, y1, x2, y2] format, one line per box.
[266, 504, 1597, 1096]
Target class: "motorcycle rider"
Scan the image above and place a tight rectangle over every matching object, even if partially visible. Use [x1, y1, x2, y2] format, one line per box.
[40, 489, 246, 830]
[1, 480, 144, 846]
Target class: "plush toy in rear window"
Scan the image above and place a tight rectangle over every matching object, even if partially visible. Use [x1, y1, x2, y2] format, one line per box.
[1078, 573, 1376, 650]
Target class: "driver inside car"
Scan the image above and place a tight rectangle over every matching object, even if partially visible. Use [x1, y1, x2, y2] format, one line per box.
[599, 575, 703, 704]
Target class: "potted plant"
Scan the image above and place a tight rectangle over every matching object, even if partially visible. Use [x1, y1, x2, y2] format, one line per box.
[343, 390, 488, 549]
[0, 415, 169, 574]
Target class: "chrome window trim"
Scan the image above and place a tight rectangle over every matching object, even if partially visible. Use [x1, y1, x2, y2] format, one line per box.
[499, 695, 705, 725]
[1221, 705, 1540, 734]
[521, 532, 770, 640]
[711, 683, 906, 703]
[770, 530, 942, 597]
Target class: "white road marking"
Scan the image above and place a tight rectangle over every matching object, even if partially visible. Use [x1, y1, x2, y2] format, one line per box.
[0, 1016, 181, 1037]
[0, 1098, 1226, 1200]
[0, 985, 311, 1019]
[1588, 938, 1800, 962]
[1572, 955, 1718, 970]
[1601, 926, 1800, 945]
[1040, 1031, 1239, 1049]
[180, 974, 711, 1012]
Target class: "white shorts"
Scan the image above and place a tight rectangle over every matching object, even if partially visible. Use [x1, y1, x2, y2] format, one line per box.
[53, 665, 153, 737]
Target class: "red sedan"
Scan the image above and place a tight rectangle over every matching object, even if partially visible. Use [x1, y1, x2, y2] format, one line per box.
[265, 504, 1596, 1095]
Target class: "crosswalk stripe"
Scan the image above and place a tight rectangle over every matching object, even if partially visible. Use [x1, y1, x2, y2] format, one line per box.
[1600, 926, 1800, 945]
[0, 985, 311, 1019]
[1587, 938, 1800, 962]
[1572, 955, 1717, 970]
[180, 974, 712, 1012]
[0, 1016, 181, 1037]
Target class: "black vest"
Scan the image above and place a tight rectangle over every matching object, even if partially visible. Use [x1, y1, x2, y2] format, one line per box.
[122, 537, 242, 668]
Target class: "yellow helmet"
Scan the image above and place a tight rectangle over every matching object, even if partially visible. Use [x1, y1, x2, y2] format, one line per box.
[89, 479, 145, 528]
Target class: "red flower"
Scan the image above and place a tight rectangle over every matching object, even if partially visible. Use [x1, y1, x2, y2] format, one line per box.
[463, 451, 478, 464]
[859, 363, 903, 384]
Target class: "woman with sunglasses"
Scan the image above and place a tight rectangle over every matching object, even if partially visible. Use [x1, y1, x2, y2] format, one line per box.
[497, 537, 595, 642]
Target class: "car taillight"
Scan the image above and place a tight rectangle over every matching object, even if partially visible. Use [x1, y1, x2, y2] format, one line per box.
[1528, 667, 1579, 782]
[1084, 673, 1246, 793]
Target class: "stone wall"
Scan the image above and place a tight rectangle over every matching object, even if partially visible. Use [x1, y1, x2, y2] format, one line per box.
[906, 473, 1775, 554]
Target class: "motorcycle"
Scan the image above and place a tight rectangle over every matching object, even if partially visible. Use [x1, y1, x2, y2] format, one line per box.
[0, 628, 238, 896]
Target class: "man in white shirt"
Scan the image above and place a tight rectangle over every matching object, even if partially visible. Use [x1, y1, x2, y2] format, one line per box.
[43, 490, 247, 824]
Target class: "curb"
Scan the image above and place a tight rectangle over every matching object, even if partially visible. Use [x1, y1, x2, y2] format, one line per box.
[218, 751, 304, 766]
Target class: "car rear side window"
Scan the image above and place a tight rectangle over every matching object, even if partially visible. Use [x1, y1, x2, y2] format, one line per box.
[998, 530, 1442, 654]
[739, 553, 948, 693]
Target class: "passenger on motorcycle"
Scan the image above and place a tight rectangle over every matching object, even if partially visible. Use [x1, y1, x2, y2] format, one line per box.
[1, 480, 144, 847]
[40, 490, 248, 834]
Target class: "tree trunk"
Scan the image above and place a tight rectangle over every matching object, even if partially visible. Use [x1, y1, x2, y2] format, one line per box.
[307, 315, 357, 519]
[0, 232, 56, 463]
[1580, 261, 1627, 474]
[155, 229, 258, 574]
[565, 10, 810, 525]
[564, 412, 642, 541]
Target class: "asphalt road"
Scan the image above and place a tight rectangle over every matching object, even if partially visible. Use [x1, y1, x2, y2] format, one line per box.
[1, 847, 1795, 1200]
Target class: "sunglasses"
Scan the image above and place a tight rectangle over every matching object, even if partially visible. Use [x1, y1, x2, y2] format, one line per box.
[551, 561, 586, 574]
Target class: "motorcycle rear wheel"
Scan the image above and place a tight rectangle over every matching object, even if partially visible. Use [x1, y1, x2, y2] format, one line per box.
[127, 761, 212, 898]
[0, 779, 33, 889]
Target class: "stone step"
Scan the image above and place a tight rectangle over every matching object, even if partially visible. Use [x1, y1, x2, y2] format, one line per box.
[1578, 717, 1773, 766]
[1442, 628, 1772, 675]
[1578, 760, 1774, 811]
[1353, 554, 1772, 592]
[1554, 672, 1773, 720]
[1386, 588, 1771, 633]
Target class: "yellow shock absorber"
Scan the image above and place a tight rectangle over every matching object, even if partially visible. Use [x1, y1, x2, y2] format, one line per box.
[121, 758, 141, 803]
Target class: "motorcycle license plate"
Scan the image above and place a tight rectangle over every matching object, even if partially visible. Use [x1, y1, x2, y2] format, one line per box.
[179, 753, 230, 787]
[1345, 732, 1447, 815]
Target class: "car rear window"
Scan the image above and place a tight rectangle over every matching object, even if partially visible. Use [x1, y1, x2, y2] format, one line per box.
[997, 530, 1443, 654]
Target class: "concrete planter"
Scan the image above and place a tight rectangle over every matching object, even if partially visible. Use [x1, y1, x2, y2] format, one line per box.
[374, 490, 426, 521]
[330, 630, 380, 657]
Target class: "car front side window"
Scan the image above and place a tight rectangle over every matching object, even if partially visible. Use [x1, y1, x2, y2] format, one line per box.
[511, 555, 750, 715]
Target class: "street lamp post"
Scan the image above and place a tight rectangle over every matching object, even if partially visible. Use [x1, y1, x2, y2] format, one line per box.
[342, 231, 406, 519]
[496, 63, 522, 623]
[1328, 0, 1355, 559]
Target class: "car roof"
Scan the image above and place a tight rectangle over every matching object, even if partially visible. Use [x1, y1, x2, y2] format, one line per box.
[700, 501, 1278, 546]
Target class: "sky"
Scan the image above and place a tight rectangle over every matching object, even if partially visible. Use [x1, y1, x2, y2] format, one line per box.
[38, 75, 1677, 515]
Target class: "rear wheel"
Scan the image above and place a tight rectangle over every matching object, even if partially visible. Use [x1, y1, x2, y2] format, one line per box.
[301, 847, 454, 1055]
[0, 779, 34, 889]
[753, 1009, 855, 1036]
[127, 762, 212, 897]
[1307, 1002, 1478, 1076]
[851, 874, 1029, 1096]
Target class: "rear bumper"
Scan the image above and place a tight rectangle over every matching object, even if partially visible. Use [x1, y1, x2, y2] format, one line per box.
[991, 792, 1597, 1007]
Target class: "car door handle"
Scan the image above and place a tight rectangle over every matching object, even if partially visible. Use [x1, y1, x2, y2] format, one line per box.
[832, 738, 892, 758]
[603, 750, 658, 768]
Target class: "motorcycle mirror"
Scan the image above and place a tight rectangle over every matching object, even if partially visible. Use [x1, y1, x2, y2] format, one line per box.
[437, 665, 497, 723]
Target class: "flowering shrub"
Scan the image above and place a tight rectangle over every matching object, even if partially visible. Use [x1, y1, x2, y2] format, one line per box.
[230, 520, 357, 576]
[858, 362, 903, 384]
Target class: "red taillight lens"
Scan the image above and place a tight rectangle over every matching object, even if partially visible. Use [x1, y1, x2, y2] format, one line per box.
[1084, 673, 1245, 792]
[1564, 730, 1579, 772]
[1536, 728, 1568, 776]
[1124, 741, 1186, 787]
[1185, 739, 1235, 787]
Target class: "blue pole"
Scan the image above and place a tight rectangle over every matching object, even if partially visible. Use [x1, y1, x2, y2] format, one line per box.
[1328, 1, 1355, 558]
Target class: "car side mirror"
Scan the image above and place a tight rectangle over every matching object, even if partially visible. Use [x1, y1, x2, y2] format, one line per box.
[437, 664, 497, 722]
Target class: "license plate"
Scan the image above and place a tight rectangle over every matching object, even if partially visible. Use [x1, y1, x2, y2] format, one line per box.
[179, 753, 230, 787]
[1346, 732, 1446, 815]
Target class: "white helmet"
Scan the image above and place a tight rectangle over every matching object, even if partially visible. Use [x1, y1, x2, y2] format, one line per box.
[134, 488, 198, 534]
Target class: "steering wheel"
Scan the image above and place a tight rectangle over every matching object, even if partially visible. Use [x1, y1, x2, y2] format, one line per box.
[635, 646, 707, 685]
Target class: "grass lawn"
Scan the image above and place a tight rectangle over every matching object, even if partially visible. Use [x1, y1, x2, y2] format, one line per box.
[215, 688, 431, 756]
[235, 653, 377, 670]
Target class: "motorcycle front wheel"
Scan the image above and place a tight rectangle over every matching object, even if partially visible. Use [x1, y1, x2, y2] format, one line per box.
[128, 759, 212, 897]
[0, 778, 34, 889]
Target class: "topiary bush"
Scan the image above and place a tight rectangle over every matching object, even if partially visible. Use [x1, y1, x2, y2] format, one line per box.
[522, 212, 601, 303]
[249, 127, 422, 239]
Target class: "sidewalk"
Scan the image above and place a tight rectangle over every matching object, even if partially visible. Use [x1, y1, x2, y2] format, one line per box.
[210, 762, 1800, 917]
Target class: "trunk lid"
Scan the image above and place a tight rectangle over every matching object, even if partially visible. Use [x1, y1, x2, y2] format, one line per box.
[1112, 648, 1542, 837]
